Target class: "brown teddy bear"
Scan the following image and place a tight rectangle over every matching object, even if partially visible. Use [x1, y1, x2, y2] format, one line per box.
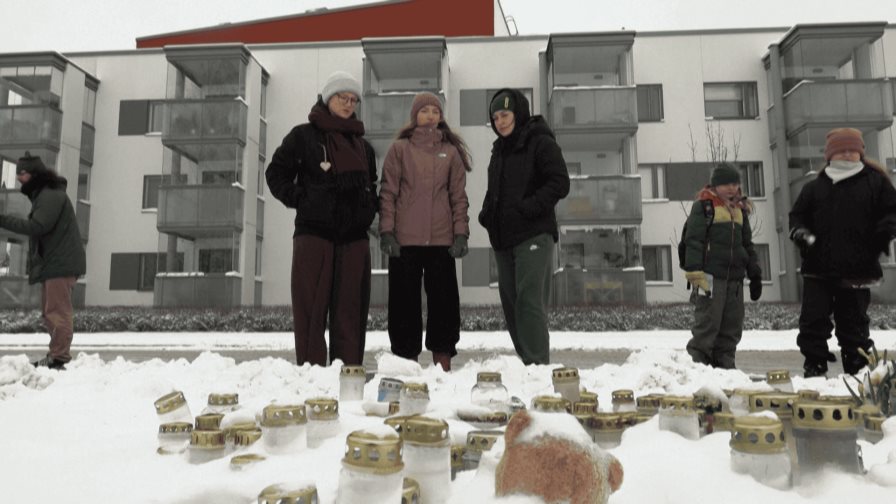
[495, 409, 624, 504]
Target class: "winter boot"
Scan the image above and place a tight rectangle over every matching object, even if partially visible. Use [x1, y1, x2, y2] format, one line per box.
[840, 348, 869, 376]
[432, 352, 451, 372]
[803, 360, 827, 378]
[32, 355, 66, 370]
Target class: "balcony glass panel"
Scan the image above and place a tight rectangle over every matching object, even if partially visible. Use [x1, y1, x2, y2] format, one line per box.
[0, 237, 28, 276]
[0, 105, 62, 146]
[76, 200, 89, 242]
[0, 65, 64, 107]
[552, 267, 645, 305]
[167, 58, 246, 99]
[550, 44, 625, 87]
[157, 184, 244, 235]
[154, 274, 241, 308]
[558, 226, 640, 270]
[783, 80, 893, 133]
[555, 176, 641, 224]
[80, 123, 95, 164]
[0, 276, 40, 307]
[163, 99, 247, 144]
[549, 88, 637, 131]
[362, 93, 415, 137]
[259, 119, 267, 158]
[780, 36, 883, 94]
[365, 50, 442, 93]
[256, 198, 264, 237]
[164, 144, 243, 183]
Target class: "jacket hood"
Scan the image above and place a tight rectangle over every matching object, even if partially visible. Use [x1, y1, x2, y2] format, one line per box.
[489, 88, 531, 137]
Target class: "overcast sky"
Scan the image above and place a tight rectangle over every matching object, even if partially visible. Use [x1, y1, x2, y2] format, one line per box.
[1, 0, 893, 53]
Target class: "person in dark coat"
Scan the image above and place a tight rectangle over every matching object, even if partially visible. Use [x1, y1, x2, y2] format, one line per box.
[478, 88, 570, 365]
[682, 163, 762, 369]
[0, 152, 86, 370]
[790, 127, 896, 377]
[265, 71, 378, 367]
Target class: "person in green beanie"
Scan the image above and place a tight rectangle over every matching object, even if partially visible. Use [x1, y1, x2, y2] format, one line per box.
[479, 88, 570, 365]
[681, 162, 761, 369]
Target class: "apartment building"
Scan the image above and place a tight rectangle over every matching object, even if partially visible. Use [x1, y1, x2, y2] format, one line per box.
[0, 1, 893, 307]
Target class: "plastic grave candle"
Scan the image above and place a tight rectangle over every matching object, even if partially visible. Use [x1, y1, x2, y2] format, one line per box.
[204, 393, 239, 414]
[402, 478, 421, 504]
[531, 395, 572, 414]
[612, 390, 636, 413]
[157, 422, 192, 455]
[636, 394, 663, 417]
[766, 370, 794, 393]
[224, 421, 259, 448]
[551, 367, 581, 402]
[234, 428, 263, 448]
[402, 417, 451, 504]
[749, 391, 799, 462]
[340, 365, 366, 402]
[864, 415, 885, 444]
[579, 390, 598, 404]
[229, 453, 265, 471]
[399, 383, 430, 416]
[305, 397, 340, 449]
[797, 389, 820, 401]
[154, 391, 192, 424]
[591, 413, 624, 448]
[257, 483, 319, 504]
[573, 401, 598, 414]
[658, 396, 700, 440]
[854, 404, 883, 440]
[450, 444, 466, 480]
[792, 400, 862, 481]
[195, 413, 224, 431]
[187, 429, 227, 464]
[335, 429, 405, 504]
[378, 378, 404, 402]
[730, 416, 792, 490]
[462, 430, 502, 471]
[259, 404, 307, 454]
[471, 372, 510, 414]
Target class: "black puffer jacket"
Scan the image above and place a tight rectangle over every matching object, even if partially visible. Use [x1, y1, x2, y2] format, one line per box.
[789, 164, 896, 280]
[266, 121, 378, 243]
[478, 89, 570, 251]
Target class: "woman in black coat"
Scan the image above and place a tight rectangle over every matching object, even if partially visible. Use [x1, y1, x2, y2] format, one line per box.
[789, 127, 896, 377]
[478, 88, 570, 365]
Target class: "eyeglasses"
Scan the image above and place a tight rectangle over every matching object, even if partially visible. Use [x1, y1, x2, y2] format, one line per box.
[335, 93, 361, 106]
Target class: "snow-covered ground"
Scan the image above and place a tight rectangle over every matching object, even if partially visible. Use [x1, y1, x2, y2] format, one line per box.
[1, 330, 895, 503]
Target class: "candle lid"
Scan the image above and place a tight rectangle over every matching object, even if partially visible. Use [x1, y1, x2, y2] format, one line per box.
[748, 392, 798, 417]
[730, 416, 786, 454]
[207, 393, 239, 406]
[612, 389, 635, 402]
[573, 401, 598, 414]
[401, 382, 429, 394]
[403, 417, 449, 446]
[260, 404, 307, 427]
[713, 412, 736, 432]
[864, 414, 885, 432]
[158, 422, 193, 434]
[792, 400, 857, 430]
[578, 390, 598, 403]
[154, 391, 187, 414]
[591, 413, 624, 432]
[552, 367, 579, 381]
[466, 430, 502, 452]
[637, 395, 663, 410]
[234, 428, 262, 446]
[305, 397, 339, 421]
[195, 413, 225, 431]
[477, 372, 502, 383]
[229, 453, 265, 469]
[384, 415, 418, 435]
[343, 430, 404, 474]
[532, 395, 572, 413]
[341, 365, 366, 377]
[257, 483, 318, 504]
[765, 369, 791, 384]
[190, 429, 225, 449]
[402, 478, 421, 504]
[660, 396, 696, 410]
[797, 389, 820, 400]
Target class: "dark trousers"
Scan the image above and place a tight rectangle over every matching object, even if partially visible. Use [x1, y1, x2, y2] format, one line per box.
[291, 235, 371, 366]
[387, 246, 460, 360]
[42, 276, 77, 363]
[494, 233, 554, 365]
[687, 277, 744, 369]
[797, 276, 872, 374]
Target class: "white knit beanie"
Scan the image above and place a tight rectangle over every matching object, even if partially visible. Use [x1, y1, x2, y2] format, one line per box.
[321, 71, 362, 104]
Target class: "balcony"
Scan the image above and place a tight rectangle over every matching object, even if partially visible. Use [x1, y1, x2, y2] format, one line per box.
[555, 175, 642, 224]
[256, 199, 264, 237]
[162, 99, 247, 148]
[80, 123, 95, 164]
[548, 87, 638, 134]
[157, 184, 244, 238]
[0, 189, 30, 241]
[0, 276, 40, 308]
[76, 200, 90, 243]
[783, 79, 893, 136]
[154, 274, 241, 308]
[0, 105, 62, 147]
[552, 267, 646, 305]
[362, 93, 416, 138]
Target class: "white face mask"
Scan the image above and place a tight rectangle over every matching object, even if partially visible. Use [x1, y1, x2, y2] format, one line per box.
[828, 160, 863, 171]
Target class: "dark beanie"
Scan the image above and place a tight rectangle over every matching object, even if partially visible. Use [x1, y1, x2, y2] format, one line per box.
[489, 91, 515, 116]
[824, 127, 864, 161]
[16, 151, 48, 175]
[710, 162, 741, 186]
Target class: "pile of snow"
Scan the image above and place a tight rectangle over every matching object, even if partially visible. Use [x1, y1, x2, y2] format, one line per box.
[1, 347, 895, 503]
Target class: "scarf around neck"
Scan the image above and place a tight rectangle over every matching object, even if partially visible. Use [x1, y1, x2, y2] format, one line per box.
[825, 160, 864, 184]
[308, 103, 370, 190]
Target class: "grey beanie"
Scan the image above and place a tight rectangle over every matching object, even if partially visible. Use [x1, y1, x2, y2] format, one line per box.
[321, 71, 362, 104]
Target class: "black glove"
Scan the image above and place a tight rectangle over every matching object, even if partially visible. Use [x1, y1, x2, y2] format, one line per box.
[448, 235, 468, 258]
[790, 227, 815, 252]
[749, 277, 762, 301]
[379, 233, 401, 258]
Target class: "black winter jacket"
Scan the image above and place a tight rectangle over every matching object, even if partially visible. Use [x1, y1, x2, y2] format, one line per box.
[479, 90, 570, 251]
[266, 123, 378, 243]
[789, 165, 896, 280]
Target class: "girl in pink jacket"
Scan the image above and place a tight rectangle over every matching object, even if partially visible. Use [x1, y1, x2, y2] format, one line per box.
[378, 92, 471, 371]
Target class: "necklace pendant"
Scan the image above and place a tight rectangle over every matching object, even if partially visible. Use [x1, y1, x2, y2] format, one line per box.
[320, 161, 331, 171]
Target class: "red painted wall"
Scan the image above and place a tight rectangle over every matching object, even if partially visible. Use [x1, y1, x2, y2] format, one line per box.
[137, 0, 494, 48]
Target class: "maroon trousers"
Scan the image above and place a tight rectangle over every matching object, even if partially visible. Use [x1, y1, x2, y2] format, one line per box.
[291, 235, 371, 366]
[42, 276, 77, 363]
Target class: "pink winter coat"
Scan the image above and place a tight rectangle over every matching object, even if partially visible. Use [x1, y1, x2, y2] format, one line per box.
[378, 127, 469, 246]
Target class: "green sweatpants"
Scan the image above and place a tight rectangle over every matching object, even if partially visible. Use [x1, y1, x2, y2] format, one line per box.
[686, 277, 745, 369]
[494, 233, 554, 365]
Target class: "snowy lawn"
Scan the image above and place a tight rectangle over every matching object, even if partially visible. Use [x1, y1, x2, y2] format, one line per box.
[1, 331, 895, 503]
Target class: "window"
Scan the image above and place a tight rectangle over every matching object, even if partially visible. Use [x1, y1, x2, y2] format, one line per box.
[110, 252, 182, 291]
[636, 84, 663, 122]
[703, 82, 759, 119]
[559, 243, 584, 268]
[77, 164, 90, 201]
[255, 238, 263, 276]
[199, 248, 236, 273]
[82, 87, 96, 126]
[459, 88, 534, 126]
[257, 157, 265, 196]
[201, 171, 237, 185]
[461, 248, 499, 287]
[738, 162, 765, 198]
[142, 174, 186, 209]
[118, 99, 164, 135]
[754, 244, 772, 281]
[642, 246, 672, 282]
[638, 164, 666, 199]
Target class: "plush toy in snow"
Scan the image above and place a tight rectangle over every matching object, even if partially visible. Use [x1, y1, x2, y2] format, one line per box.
[495, 409, 624, 504]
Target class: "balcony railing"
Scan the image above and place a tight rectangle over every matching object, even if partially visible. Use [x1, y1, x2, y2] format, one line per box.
[783, 79, 894, 134]
[552, 267, 646, 305]
[256, 199, 264, 237]
[154, 274, 241, 307]
[0, 105, 62, 147]
[555, 175, 642, 224]
[548, 87, 638, 132]
[0, 276, 40, 308]
[362, 93, 416, 138]
[80, 123, 95, 164]
[162, 99, 247, 145]
[157, 184, 244, 237]
[0, 189, 30, 240]
[76, 200, 90, 242]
